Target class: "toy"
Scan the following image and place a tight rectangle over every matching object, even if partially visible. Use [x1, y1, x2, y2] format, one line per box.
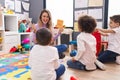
[70, 50, 77, 57]
[56, 19, 64, 28]
[17, 45, 25, 54]
[22, 38, 30, 44]
[9, 46, 17, 53]
[23, 44, 30, 50]
[19, 20, 27, 32]
[70, 76, 78, 80]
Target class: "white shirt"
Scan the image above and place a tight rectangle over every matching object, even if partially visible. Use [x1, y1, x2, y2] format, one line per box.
[107, 27, 120, 54]
[28, 45, 60, 80]
[75, 32, 97, 70]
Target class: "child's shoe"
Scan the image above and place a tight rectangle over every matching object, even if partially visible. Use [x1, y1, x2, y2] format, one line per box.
[95, 60, 106, 71]
[116, 56, 120, 65]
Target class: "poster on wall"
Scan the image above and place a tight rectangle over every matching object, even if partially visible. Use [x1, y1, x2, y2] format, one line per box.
[88, 8, 102, 19]
[15, 0, 21, 12]
[88, 0, 103, 7]
[75, 0, 88, 8]
[74, 10, 88, 21]
[22, 2, 30, 11]
[74, 22, 79, 32]
[5, 0, 14, 10]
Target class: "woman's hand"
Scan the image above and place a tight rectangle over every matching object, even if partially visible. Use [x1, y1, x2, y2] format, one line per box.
[31, 24, 36, 33]
[58, 28, 64, 33]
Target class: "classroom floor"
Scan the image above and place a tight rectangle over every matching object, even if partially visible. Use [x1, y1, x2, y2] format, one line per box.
[0, 51, 120, 80]
[60, 52, 120, 80]
[0, 53, 30, 80]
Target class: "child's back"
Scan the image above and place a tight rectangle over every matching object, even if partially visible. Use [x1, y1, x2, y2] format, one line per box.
[29, 44, 59, 80]
[28, 28, 65, 80]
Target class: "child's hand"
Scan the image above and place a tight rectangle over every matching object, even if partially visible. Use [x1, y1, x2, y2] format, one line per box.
[72, 57, 76, 62]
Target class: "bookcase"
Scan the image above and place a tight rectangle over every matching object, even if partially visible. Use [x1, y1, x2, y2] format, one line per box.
[0, 13, 31, 53]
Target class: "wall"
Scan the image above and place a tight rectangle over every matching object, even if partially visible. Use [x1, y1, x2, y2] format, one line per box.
[0, 0, 44, 23]
[29, 0, 44, 23]
[0, 0, 4, 7]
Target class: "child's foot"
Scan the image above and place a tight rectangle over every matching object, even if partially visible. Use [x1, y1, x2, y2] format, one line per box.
[95, 60, 106, 71]
[59, 53, 65, 59]
[116, 56, 120, 65]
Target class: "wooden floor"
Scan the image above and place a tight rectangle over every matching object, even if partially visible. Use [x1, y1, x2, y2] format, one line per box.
[60, 52, 120, 80]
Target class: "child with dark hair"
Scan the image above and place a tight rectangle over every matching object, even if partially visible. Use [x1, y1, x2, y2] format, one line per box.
[97, 14, 120, 64]
[67, 15, 105, 71]
[28, 28, 65, 80]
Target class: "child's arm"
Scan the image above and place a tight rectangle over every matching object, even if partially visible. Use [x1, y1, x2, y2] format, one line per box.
[97, 28, 115, 33]
[74, 37, 85, 60]
[98, 30, 109, 36]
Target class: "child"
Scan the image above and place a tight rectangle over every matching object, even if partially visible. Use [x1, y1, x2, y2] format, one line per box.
[28, 28, 65, 80]
[97, 14, 120, 64]
[67, 15, 105, 71]
[31, 9, 67, 59]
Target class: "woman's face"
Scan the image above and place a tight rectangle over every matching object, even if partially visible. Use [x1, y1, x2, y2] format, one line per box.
[41, 12, 49, 24]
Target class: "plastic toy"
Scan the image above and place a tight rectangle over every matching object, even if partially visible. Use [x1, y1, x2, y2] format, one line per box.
[70, 50, 77, 57]
[22, 38, 30, 44]
[9, 46, 17, 53]
[17, 45, 25, 54]
[23, 44, 30, 50]
[70, 76, 78, 80]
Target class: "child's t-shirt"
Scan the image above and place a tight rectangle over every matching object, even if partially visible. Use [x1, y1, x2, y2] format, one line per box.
[28, 44, 60, 80]
[107, 27, 120, 54]
[75, 32, 97, 70]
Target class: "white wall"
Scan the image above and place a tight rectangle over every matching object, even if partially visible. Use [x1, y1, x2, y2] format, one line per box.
[46, 0, 73, 27]
[108, 0, 120, 23]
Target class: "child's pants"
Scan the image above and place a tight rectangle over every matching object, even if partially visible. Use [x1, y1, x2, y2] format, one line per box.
[55, 44, 68, 53]
[56, 64, 65, 79]
[98, 50, 119, 63]
[67, 60, 85, 70]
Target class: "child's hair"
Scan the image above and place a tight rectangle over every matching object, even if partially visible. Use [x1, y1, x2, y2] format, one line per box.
[38, 9, 52, 29]
[36, 28, 52, 45]
[110, 15, 120, 24]
[78, 15, 97, 33]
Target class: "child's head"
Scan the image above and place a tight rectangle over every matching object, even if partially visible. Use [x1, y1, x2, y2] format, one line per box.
[38, 9, 52, 29]
[109, 15, 120, 28]
[78, 15, 97, 33]
[36, 28, 52, 46]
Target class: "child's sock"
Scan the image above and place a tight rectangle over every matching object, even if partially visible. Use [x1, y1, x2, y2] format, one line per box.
[95, 59, 106, 71]
[116, 56, 120, 65]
